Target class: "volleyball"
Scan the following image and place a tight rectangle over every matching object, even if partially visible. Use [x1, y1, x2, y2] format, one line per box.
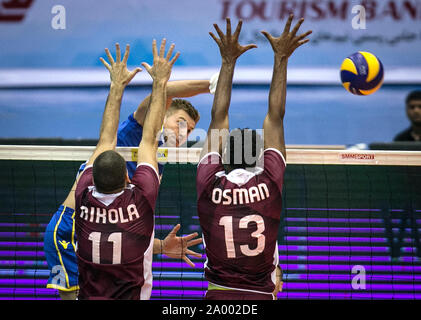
[340, 51, 384, 96]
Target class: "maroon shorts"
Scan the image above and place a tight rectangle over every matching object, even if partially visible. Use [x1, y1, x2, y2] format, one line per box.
[205, 289, 274, 300]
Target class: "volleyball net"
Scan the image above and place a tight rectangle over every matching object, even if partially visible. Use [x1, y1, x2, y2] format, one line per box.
[0, 145, 420, 300]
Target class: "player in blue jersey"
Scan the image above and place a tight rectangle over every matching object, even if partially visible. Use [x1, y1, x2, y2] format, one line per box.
[44, 43, 208, 300]
[118, 85, 206, 178]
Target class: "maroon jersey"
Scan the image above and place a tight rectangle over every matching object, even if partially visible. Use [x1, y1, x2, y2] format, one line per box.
[196, 148, 286, 295]
[74, 163, 159, 300]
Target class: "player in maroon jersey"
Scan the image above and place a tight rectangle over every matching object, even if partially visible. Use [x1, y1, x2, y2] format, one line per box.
[74, 40, 190, 299]
[196, 16, 311, 299]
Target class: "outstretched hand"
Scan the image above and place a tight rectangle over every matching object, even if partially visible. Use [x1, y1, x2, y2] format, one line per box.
[261, 14, 312, 59]
[161, 224, 202, 267]
[100, 43, 142, 87]
[142, 39, 180, 83]
[210, 18, 257, 64]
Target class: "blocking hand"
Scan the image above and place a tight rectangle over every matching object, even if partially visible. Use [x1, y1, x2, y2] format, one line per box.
[261, 14, 312, 59]
[142, 39, 180, 84]
[210, 18, 257, 64]
[100, 43, 142, 87]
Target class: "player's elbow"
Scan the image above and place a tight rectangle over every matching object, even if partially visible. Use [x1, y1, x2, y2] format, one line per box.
[211, 109, 229, 124]
[266, 108, 285, 122]
[264, 114, 284, 129]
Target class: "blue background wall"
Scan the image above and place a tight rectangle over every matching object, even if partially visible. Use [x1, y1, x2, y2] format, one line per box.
[0, 85, 419, 145]
[0, 0, 421, 145]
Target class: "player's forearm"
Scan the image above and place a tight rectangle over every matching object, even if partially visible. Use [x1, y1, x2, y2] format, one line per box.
[98, 83, 125, 146]
[134, 80, 209, 126]
[141, 81, 167, 144]
[167, 80, 210, 98]
[211, 61, 235, 123]
[202, 62, 234, 156]
[267, 57, 288, 121]
[61, 180, 78, 209]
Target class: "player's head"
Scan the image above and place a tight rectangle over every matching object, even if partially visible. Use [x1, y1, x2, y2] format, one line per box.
[163, 99, 200, 147]
[92, 150, 129, 194]
[222, 128, 264, 172]
[406, 91, 421, 126]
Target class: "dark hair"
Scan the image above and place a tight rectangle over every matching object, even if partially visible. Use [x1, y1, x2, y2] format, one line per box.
[223, 128, 264, 172]
[167, 99, 200, 123]
[406, 90, 421, 106]
[93, 150, 127, 193]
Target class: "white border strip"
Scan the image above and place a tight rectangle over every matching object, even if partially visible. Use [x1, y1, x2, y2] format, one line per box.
[1, 145, 421, 166]
[1, 67, 420, 88]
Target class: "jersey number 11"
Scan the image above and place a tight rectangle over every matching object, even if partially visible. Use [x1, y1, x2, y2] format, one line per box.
[88, 232, 122, 264]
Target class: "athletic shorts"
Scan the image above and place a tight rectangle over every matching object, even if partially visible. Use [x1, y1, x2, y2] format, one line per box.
[44, 162, 86, 292]
[205, 289, 275, 300]
[44, 205, 79, 291]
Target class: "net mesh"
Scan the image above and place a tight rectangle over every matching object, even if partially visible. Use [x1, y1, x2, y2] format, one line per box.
[0, 146, 421, 300]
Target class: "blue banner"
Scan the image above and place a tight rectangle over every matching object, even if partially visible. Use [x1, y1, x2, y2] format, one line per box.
[0, 0, 420, 68]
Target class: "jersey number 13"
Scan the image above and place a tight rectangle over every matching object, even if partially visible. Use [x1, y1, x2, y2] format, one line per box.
[219, 214, 265, 258]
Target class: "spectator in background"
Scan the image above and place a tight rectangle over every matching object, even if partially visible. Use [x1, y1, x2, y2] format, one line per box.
[394, 90, 421, 142]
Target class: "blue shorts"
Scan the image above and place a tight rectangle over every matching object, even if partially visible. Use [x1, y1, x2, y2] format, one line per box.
[44, 205, 79, 291]
[44, 162, 85, 292]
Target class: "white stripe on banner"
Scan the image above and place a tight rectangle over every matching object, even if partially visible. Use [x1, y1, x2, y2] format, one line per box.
[0, 67, 420, 88]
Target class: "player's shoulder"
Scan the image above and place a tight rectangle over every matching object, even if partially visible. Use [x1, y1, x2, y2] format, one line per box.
[77, 165, 93, 184]
[75, 166, 94, 202]
[198, 151, 222, 167]
[197, 153, 223, 181]
[117, 113, 143, 143]
[262, 148, 286, 167]
[124, 113, 142, 128]
[132, 162, 160, 185]
[196, 152, 224, 187]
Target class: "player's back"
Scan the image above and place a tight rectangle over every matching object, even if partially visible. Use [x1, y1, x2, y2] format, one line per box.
[75, 164, 160, 300]
[196, 149, 286, 295]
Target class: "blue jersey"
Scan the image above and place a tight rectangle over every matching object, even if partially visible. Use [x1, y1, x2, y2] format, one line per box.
[117, 113, 164, 178]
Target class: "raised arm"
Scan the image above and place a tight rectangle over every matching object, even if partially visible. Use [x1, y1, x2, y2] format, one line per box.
[84, 43, 142, 167]
[261, 15, 311, 160]
[200, 18, 256, 159]
[133, 80, 210, 126]
[137, 39, 180, 172]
